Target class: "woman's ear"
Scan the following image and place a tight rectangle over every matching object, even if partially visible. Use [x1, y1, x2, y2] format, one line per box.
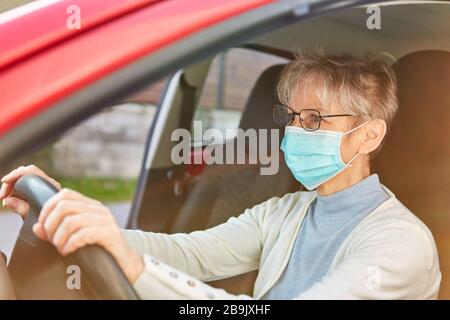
[359, 119, 387, 155]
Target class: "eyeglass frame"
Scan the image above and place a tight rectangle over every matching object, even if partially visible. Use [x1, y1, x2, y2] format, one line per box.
[273, 104, 356, 131]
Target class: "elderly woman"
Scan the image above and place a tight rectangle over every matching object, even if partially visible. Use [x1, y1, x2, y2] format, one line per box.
[0, 51, 441, 300]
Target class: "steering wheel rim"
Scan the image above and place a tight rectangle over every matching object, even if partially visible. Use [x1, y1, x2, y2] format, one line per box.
[12, 174, 139, 300]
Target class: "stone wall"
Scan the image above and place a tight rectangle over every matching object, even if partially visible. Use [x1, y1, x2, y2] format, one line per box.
[50, 103, 156, 179]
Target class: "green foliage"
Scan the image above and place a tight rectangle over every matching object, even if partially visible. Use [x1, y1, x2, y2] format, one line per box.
[56, 178, 137, 203]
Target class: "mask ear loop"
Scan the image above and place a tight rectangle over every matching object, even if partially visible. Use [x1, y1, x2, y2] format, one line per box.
[346, 153, 361, 166]
[342, 120, 369, 136]
[342, 120, 369, 166]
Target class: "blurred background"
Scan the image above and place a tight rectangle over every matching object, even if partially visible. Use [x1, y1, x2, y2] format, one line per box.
[0, 0, 34, 13]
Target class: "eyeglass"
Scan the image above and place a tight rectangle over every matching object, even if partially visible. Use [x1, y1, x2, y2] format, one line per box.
[273, 105, 355, 131]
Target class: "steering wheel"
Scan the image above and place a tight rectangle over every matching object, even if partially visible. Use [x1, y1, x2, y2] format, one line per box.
[10, 175, 139, 300]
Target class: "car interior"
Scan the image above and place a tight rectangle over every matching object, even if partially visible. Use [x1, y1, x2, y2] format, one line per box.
[2, 1, 449, 299]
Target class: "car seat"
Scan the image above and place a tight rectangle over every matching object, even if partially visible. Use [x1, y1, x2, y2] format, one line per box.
[373, 50, 450, 299]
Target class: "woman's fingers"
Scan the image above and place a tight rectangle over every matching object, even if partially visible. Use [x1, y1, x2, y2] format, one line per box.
[0, 183, 11, 200]
[39, 188, 102, 225]
[0, 181, 14, 200]
[41, 199, 109, 242]
[32, 223, 47, 241]
[2, 196, 30, 219]
[51, 213, 112, 254]
[61, 226, 115, 256]
[0, 165, 61, 199]
[1, 165, 61, 189]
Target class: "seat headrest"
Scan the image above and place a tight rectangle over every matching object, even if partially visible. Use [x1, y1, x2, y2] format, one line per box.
[373, 50, 450, 197]
[373, 50, 450, 300]
[239, 64, 286, 132]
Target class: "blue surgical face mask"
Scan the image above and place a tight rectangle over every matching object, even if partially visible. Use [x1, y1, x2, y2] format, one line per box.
[280, 122, 368, 190]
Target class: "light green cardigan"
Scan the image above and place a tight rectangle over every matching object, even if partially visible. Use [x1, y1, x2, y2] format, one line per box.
[122, 185, 441, 299]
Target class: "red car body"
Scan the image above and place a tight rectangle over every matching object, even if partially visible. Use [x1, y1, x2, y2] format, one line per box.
[0, 0, 274, 137]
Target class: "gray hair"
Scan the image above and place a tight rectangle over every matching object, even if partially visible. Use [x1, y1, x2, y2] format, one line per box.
[277, 49, 398, 133]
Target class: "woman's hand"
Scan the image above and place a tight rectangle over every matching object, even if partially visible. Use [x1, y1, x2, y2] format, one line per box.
[0, 165, 61, 218]
[34, 188, 144, 283]
[0, 165, 144, 283]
